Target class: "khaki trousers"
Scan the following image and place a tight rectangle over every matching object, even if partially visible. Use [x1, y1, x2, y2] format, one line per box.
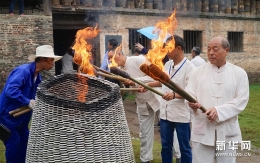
[138, 105, 155, 162]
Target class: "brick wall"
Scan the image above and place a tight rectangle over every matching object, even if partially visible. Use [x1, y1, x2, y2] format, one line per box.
[0, 14, 53, 91]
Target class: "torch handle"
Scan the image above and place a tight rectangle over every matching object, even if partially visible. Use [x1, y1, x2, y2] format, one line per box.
[168, 80, 207, 112]
[97, 70, 164, 97]
[93, 65, 115, 76]
[9, 106, 30, 115]
[96, 72, 127, 82]
[161, 82, 178, 92]
[120, 88, 141, 91]
[128, 77, 164, 97]
[13, 108, 32, 117]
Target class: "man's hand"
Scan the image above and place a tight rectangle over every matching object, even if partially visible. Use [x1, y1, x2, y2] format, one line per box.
[139, 86, 147, 92]
[162, 92, 175, 101]
[29, 100, 35, 109]
[135, 43, 144, 50]
[188, 102, 201, 113]
[205, 107, 218, 122]
[123, 79, 135, 87]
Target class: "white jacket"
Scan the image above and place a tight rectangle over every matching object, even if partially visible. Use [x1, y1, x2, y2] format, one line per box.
[185, 62, 249, 146]
[160, 57, 195, 123]
[124, 55, 160, 115]
[191, 55, 206, 67]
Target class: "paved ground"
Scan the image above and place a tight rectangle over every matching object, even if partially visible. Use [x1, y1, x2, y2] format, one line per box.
[123, 99, 260, 163]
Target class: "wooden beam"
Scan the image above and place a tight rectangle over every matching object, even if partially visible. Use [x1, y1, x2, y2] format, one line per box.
[187, 0, 195, 12]
[43, 0, 52, 16]
[232, 0, 239, 14]
[238, 0, 244, 14]
[209, 0, 218, 13]
[202, 0, 209, 12]
[194, 0, 202, 12]
[182, 0, 188, 12]
[256, 0, 260, 15]
[225, 0, 231, 14]
[219, 0, 226, 13]
[244, 0, 251, 15]
[250, 0, 256, 15]
[164, 0, 173, 10]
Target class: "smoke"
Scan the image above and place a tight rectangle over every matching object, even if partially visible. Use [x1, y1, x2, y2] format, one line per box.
[84, 12, 96, 27]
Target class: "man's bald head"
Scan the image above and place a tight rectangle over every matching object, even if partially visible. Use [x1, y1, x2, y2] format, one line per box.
[107, 49, 115, 60]
[207, 36, 230, 68]
[210, 37, 230, 49]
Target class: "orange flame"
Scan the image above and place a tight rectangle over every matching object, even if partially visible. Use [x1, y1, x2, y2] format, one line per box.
[72, 25, 100, 76]
[146, 10, 177, 70]
[72, 25, 99, 103]
[72, 74, 88, 103]
[108, 44, 122, 68]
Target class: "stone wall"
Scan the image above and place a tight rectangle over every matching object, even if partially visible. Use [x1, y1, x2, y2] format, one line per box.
[51, 7, 260, 83]
[0, 15, 53, 91]
[97, 12, 260, 83]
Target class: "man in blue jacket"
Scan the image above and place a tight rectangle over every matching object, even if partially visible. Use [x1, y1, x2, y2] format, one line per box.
[0, 45, 62, 163]
[100, 38, 118, 71]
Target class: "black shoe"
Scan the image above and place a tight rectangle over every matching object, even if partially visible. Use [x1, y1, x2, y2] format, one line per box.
[141, 161, 150, 163]
[176, 157, 181, 163]
[154, 124, 160, 127]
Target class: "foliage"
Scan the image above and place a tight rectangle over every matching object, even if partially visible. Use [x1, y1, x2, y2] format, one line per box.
[239, 84, 260, 147]
[131, 138, 163, 163]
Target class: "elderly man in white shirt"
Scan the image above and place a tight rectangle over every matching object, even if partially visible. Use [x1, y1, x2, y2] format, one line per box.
[186, 37, 249, 163]
[107, 50, 160, 163]
[190, 46, 206, 67]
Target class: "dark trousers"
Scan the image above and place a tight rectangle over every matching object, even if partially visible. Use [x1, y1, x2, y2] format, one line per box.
[4, 125, 29, 163]
[160, 119, 192, 163]
[9, 0, 24, 14]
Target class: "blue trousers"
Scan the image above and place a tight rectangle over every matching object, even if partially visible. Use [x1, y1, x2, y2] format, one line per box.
[160, 119, 192, 163]
[4, 125, 29, 163]
[9, 0, 24, 14]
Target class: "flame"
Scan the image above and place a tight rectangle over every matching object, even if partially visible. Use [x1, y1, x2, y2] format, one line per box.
[108, 44, 122, 68]
[146, 10, 177, 70]
[72, 74, 88, 103]
[72, 25, 99, 103]
[72, 25, 100, 76]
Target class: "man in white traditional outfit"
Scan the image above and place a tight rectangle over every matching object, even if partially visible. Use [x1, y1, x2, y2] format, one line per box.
[107, 50, 160, 163]
[190, 46, 206, 67]
[186, 36, 249, 163]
